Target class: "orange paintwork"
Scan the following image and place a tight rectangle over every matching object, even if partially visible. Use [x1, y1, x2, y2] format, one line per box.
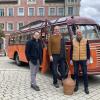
[87, 49, 97, 70]
[69, 47, 97, 75]
[7, 45, 49, 73]
[7, 45, 27, 62]
[7, 43, 98, 74]
[41, 48, 50, 73]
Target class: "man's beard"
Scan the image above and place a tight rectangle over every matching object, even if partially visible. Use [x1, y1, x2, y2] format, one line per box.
[76, 36, 82, 42]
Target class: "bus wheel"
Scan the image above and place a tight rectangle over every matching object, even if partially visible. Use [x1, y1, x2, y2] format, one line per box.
[15, 54, 21, 66]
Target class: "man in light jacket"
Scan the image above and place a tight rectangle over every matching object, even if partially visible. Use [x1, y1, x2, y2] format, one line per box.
[70, 29, 90, 94]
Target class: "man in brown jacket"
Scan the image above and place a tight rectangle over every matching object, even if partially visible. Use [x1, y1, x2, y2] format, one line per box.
[48, 26, 66, 88]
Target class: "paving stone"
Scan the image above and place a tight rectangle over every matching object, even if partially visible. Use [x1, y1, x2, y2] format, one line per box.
[0, 57, 100, 100]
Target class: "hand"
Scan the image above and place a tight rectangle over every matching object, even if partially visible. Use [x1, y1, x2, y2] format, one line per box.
[70, 60, 73, 65]
[50, 56, 53, 62]
[87, 59, 90, 65]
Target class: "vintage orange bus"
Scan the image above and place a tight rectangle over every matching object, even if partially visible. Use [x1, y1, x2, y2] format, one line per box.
[7, 16, 100, 75]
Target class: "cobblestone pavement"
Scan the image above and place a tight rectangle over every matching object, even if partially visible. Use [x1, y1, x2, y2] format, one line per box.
[0, 57, 100, 100]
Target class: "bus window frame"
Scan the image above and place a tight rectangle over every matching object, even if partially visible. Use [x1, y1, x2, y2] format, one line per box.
[68, 24, 100, 40]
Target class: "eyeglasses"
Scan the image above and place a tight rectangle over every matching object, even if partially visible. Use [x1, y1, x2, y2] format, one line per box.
[77, 32, 82, 34]
[54, 29, 60, 30]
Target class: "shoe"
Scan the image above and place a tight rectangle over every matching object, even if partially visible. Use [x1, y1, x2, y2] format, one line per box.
[84, 88, 89, 94]
[31, 84, 40, 91]
[61, 78, 65, 86]
[54, 83, 59, 88]
[61, 82, 63, 86]
[74, 86, 78, 92]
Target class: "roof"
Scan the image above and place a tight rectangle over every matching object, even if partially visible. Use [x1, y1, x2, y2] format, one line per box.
[45, 0, 64, 3]
[19, 20, 45, 30]
[19, 16, 97, 33]
[48, 16, 97, 25]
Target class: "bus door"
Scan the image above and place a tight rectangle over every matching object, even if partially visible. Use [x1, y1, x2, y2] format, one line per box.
[15, 34, 28, 62]
[40, 28, 49, 73]
[60, 25, 73, 73]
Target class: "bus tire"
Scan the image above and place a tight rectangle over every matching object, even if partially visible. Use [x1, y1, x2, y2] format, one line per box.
[15, 53, 22, 66]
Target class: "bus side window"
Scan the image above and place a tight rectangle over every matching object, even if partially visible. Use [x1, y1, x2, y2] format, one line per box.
[24, 35, 28, 44]
[16, 36, 20, 44]
[13, 37, 15, 44]
[19, 35, 22, 43]
[24, 35, 27, 43]
[27, 35, 31, 40]
[21, 35, 25, 44]
[41, 27, 48, 41]
[9, 37, 14, 45]
[60, 25, 70, 41]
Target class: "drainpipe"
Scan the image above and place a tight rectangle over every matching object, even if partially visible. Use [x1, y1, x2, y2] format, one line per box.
[64, 0, 66, 17]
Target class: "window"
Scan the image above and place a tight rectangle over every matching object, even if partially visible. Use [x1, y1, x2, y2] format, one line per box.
[58, 8, 64, 16]
[60, 25, 70, 41]
[68, 7, 73, 15]
[0, 9, 4, 16]
[20, 35, 28, 44]
[75, 0, 77, 2]
[7, 8, 14, 16]
[0, 23, 4, 30]
[27, 0, 36, 4]
[28, 7, 35, 16]
[49, 8, 56, 16]
[71, 0, 74, 2]
[38, 7, 45, 16]
[17, 22, 24, 30]
[80, 25, 99, 40]
[7, 23, 13, 31]
[68, 0, 70, 2]
[18, 8, 24, 16]
[70, 25, 99, 40]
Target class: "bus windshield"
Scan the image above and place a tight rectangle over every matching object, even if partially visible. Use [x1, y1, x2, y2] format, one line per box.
[70, 25, 100, 40]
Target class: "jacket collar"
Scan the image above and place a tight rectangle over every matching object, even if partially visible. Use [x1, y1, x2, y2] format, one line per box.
[32, 38, 40, 42]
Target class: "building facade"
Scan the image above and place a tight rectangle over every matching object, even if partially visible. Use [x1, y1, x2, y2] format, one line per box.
[0, 0, 80, 54]
[0, 0, 81, 34]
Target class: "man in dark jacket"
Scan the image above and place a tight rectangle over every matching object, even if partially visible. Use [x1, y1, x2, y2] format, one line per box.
[25, 32, 43, 91]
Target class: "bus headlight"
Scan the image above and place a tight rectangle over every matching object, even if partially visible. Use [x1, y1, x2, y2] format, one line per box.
[90, 57, 93, 64]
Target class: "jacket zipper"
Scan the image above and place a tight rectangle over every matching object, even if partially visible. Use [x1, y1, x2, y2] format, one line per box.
[79, 42, 80, 60]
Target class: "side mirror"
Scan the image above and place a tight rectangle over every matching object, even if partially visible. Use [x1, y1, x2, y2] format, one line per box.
[97, 24, 100, 31]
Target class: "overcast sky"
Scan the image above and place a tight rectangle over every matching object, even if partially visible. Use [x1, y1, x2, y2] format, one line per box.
[80, 0, 100, 24]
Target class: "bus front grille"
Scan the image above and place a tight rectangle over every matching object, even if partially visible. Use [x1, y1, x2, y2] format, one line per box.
[96, 45, 100, 67]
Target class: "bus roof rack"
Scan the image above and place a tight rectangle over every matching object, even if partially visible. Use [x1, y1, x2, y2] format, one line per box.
[19, 20, 45, 30]
[18, 16, 97, 33]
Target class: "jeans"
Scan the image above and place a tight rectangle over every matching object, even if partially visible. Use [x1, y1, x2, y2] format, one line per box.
[73, 60, 88, 88]
[29, 60, 40, 85]
[52, 54, 66, 84]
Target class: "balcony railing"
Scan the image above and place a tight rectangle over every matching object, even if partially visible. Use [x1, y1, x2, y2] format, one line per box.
[0, 0, 18, 4]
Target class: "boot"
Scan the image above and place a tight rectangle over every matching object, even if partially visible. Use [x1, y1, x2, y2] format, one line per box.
[74, 86, 78, 92]
[84, 87, 89, 94]
[31, 84, 40, 91]
[54, 83, 59, 88]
